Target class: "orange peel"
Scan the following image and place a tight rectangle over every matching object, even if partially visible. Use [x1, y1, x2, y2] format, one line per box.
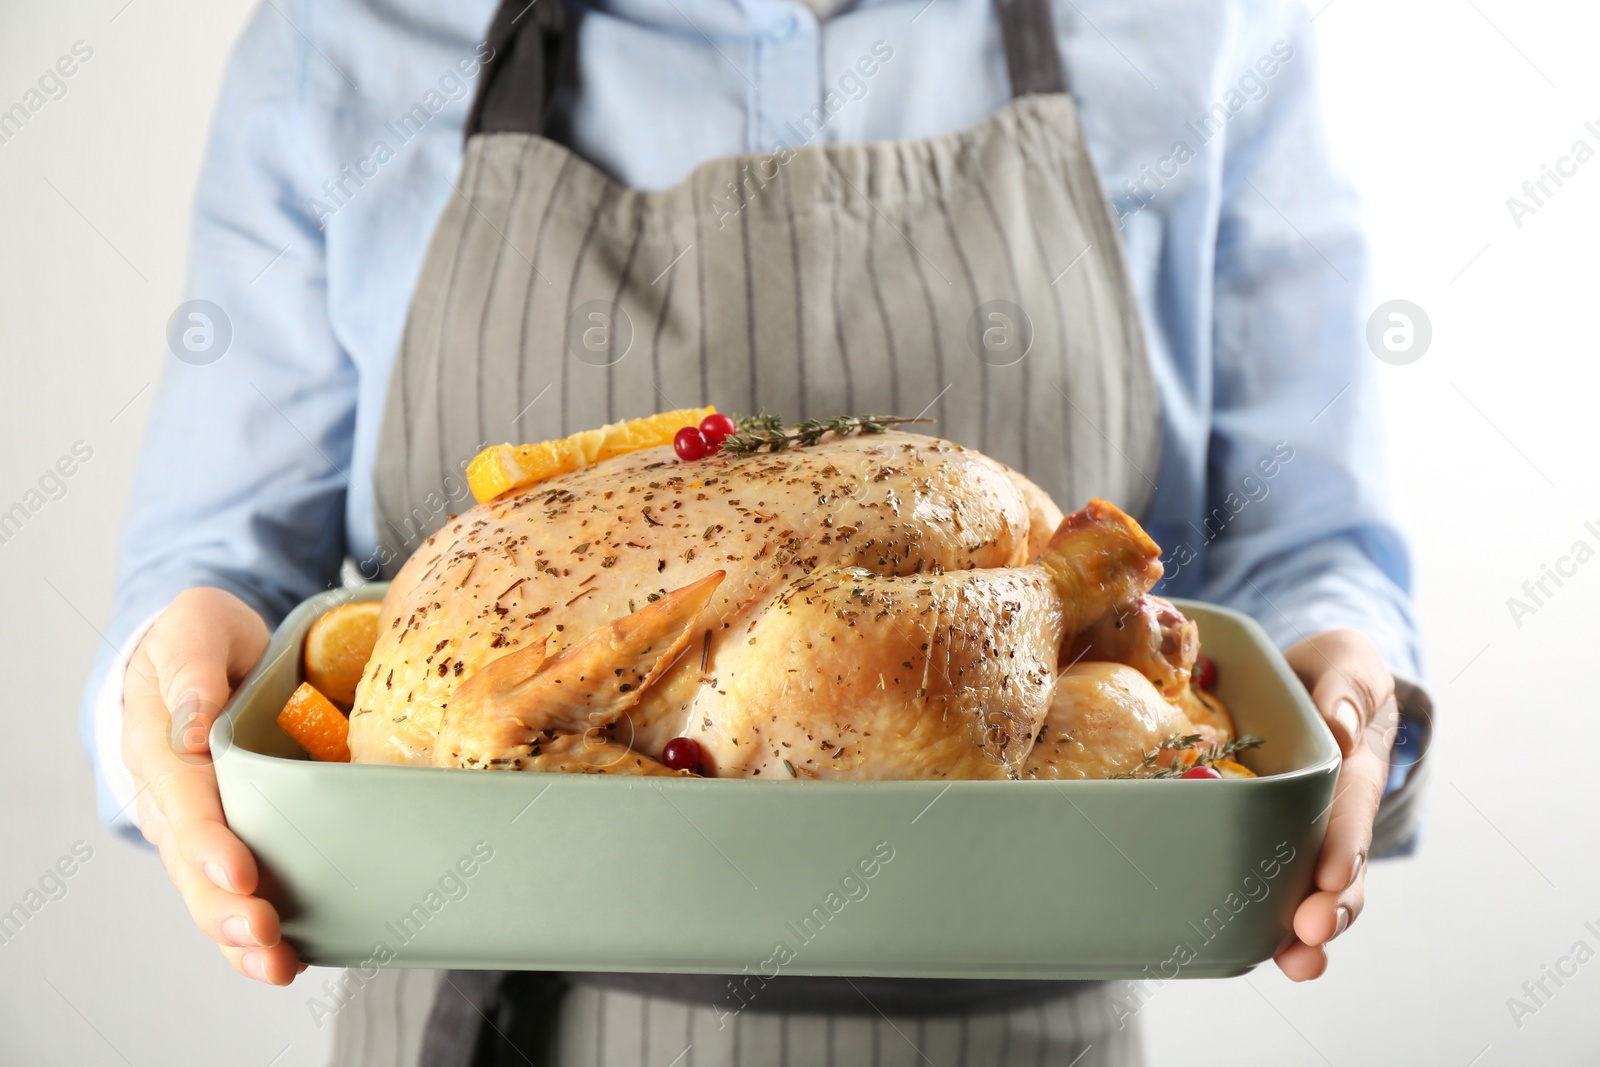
[277, 682, 351, 763]
[467, 406, 717, 502]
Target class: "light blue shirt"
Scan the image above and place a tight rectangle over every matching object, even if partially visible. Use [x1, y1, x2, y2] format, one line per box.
[84, 0, 1424, 834]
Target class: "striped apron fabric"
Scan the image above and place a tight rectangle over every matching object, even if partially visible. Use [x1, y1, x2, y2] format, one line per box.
[346, 0, 1163, 1062]
[368, 0, 1160, 570]
[328, 971, 1146, 1066]
[546, 981, 1144, 1066]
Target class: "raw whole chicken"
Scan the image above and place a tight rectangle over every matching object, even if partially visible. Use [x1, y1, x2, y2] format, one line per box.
[347, 431, 1234, 779]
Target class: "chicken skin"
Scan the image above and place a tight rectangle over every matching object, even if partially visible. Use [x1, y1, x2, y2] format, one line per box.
[348, 431, 1231, 778]
[1023, 663, 1200, 780]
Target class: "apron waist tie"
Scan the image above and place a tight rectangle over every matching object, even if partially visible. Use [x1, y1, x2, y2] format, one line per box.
[558, 972, 1091, 1017]
[421, 970, 570, 1067]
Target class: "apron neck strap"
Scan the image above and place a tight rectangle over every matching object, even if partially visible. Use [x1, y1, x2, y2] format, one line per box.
[465, 0, 571, 142]
[465, 0, 1069, 142]
[995, 0, 1069, 98]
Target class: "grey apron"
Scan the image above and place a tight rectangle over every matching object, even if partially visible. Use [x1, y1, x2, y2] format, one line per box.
[354, 0, 1163, 1062]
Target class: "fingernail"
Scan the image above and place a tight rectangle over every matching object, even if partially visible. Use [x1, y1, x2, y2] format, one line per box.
[242, 950, 269, 981]
[222, 915, 260, 948]
[1333, 699, 1361, 753]
[1332, 905, 1351, 940]
[1348, 851, 1366, 889]
[204, 861, 236, 894]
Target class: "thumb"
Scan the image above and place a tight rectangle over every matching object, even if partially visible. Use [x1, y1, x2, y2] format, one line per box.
[1286, 630, 1395, 760]
[1308, 672, 1370, 760]
[144, 588, 270, 757]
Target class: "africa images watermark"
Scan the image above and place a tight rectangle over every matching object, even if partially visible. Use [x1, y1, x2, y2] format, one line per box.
[1104, 839, 1298, 1029]
[306, 43, 495, 229]
[714, 840, 897, 1026]
[1504, 518, 1600, 629]
[304, 841, 496, 1028]
[0, 440, 94, 548]
[356, 438, 489, 581]
[1504, 118, 1600, 230]
[0, 40, 94, 148]
[1159, 441, 1295, 583]
[708, 41, 896, 229]
[1116, 39, 1296, 230]
[0, 841, 95, 947]
[1505, 919, 1600, 1030]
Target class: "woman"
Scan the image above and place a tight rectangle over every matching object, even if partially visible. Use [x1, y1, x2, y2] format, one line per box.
[85, 0, 1431, 1062]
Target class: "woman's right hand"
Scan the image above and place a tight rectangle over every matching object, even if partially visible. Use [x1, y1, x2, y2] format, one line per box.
[122, 587, 302, 984]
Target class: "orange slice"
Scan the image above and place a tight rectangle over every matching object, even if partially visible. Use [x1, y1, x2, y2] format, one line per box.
[467, 406, 717, 502]
[303, 601, 382, 707]
[277, 682, 351, 763]
[1213, 758, 1256, 779]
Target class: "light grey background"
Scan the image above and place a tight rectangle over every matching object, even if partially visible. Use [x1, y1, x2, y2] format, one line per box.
[1, 1, 1595, 1065]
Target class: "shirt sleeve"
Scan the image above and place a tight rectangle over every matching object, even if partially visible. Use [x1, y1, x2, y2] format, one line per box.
[79, 1, 355, 838]
[1187, 10, 1430, 853]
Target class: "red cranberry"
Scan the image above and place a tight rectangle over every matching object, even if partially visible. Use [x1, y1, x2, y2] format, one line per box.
[674, 427, 709, 461]
[1181, 764, 1221, 779]
[661, 736, 702, 772]
[699, 413, 737, 449]
[1192, 654, 1217, 691]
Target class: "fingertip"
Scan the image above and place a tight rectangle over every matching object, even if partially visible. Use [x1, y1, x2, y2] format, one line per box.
[240, 949, 269, 983]
[252, 906, 283, 949]
[1293, 897, 1324, 946]
[248, 949, 296, 985]
[203, 860, 237, 894]
[1274, 939, 1329, 982]
[220, 914, 264, 949]
[268, 944, 303, 985]
[1294, 891, 1339, 945]
[228, 942, 299, 985]
[228, 848, 261, 897]
[1315, 849, 1359, 894]
[1330, 698, 1361, 757]
[187, 827, 261, 897]
[218, 890, 283, 949]
[1324, 849, 1365, 897]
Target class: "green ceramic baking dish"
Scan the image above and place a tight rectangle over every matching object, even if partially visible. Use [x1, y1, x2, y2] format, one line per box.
[212, 585, 1339, 979]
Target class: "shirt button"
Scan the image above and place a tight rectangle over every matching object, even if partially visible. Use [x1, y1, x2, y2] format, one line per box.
[769, 12, 798, 40]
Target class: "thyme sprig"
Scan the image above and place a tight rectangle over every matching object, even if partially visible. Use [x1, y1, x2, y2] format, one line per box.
[1111, 733, 1266, 779]
[722, 413, 932, 455]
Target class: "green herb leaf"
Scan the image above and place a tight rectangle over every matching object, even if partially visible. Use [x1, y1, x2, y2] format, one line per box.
[719, 414, 933, 456]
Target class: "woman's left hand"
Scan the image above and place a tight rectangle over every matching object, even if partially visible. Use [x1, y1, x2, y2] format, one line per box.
[1275, 628, 1398, 981]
